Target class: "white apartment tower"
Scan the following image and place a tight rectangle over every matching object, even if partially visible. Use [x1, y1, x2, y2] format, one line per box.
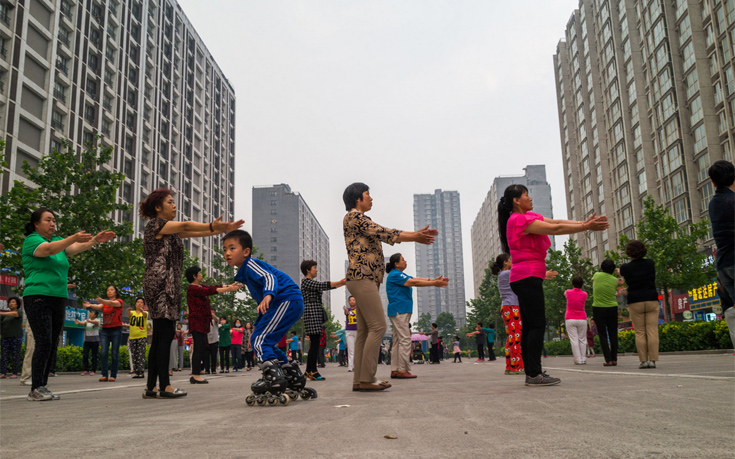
[0, 0, 236, 274]
[554, 0, 732, 263]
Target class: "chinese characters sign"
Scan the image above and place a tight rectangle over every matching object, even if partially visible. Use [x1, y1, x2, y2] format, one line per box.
[688, 281, 720, 310]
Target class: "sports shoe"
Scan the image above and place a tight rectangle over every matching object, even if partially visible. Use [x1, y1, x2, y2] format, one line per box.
[525, 372, 561, 386]
[20, 379, 32, 386]
[39, 386, 60, 400]
[81, 371, 90, 375]
[648, 361, 656, 369]
[27, 388, 52, 401]
[475, 359, 483, 363]
[639, 362, 649, 369]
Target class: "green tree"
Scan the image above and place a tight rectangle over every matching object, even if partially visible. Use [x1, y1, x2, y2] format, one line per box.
[605, 195, 715, 322]
[466, 262, 502, 341]
[544, 239, 597, 340]
[435, 311, 457, 341]
[414, 312, 433, 333]
[0, 140, 140, 303]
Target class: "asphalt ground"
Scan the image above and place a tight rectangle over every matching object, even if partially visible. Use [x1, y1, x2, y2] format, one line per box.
[1, 353, 733, 458]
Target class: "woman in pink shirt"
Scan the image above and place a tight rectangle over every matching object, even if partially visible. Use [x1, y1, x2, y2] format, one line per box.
[498, 184, 608, 387]
[565, 276, 589, 365]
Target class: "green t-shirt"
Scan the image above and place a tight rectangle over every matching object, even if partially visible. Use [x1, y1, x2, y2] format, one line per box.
[592, 272, 619, 308]
[22, 232, 70, 298]
[219, 323, 231, 346]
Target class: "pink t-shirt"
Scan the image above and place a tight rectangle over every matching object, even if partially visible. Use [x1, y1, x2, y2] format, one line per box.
[565, 288, 588, 320]
[231, 327, 244, 345]
[507, 212, 552, 283]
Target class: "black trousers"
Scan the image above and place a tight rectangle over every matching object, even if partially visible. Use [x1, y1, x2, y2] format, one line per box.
[511, 276, 546, 378]
[219, 345, 230, 369]
[454, 352, 462, 362]
[244, 350, 255, 368]
[191, 331, 207, 376]
[487, 344, 496, 361]
[476, 343, 485, 360]
[207, 342, 218, 373]
[593, 307, 619, 363]
[147, 318, 175, 391]
[290, 349, 299, 362]
[83, 341, 99, 372]
[430, 343, 439, 363]
[306, 334, 321, 373]
[23, 295, 65, 390]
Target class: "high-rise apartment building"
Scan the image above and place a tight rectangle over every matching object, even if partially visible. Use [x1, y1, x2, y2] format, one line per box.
[554, 0, 732, 264]
[413, 189, 466, 327]
[252, 184, 331, 310]
[0, 0, 236, 274]
[470, 165, 555, 298]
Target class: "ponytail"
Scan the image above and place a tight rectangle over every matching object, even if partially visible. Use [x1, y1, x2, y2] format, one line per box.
[386, 253, 402, 273]
[498, 184, 528, 254]
[490, 253, 510, 276]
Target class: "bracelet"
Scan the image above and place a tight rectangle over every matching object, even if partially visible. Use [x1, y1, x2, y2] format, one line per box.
[209, 222, 214, 232]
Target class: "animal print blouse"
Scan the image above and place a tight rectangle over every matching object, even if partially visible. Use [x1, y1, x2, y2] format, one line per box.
[343, 210, 400, 284]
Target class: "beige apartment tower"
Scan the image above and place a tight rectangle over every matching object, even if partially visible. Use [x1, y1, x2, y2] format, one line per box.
[554, 0, 733, 263]
[0, 0, 236, 274]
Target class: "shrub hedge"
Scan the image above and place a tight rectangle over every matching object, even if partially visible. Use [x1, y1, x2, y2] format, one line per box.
[1, 345, 191, 374]
[545, 320, 733, 356]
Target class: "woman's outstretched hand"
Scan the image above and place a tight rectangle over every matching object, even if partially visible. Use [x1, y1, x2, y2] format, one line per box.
[212, 216, 245, 233]
[415, 225, 438, 244]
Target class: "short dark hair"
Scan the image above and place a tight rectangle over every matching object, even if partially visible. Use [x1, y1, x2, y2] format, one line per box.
[477, 322, 483, 327]
[626, 240, 647, 259]
[25, 208, 55, 236]
[185, 266, 201, 283]
[88, 309, 98, 317]
[431, 323, 437, 328]
[7, 297, 22, 309]
[291, 331, 297, 335]
[708, 160, 735, 188]
[222, 230, 253, 252]
[300, 260, 317, 276]
[138, 188, 173, 219]
[572, 276, 584, 288]
[600, 259, 616, 274]
[343, 182, 369, 211]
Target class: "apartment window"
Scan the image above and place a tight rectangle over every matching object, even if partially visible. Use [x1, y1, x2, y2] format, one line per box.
[725, 66, 734, 96]
[682, 42, 694, 70]
[665, 119, 679, 147]
[270, 227, 277, 233]
[697, 154, 710, 183]
[690, 96, 703, 125]
[84, 104, 95, 123]
[693, 124, 707, 153]
[662, 94, 676, 120]
[725, 141, 734, 162]
[674, 198, 689, 224]
[102, 120, 111, 136]
[671, 171, 686, 198]
[720, 111, 728, 134]
[679, 14, 691, 46]
[86, 77, 97, 97]
[701, 182, 714, 211]
[638, 173, 648, 194]
[686, 68, 699, 100]
[51, 111, 64, 130]
[622, 206, 633, 228]
[271, 246, 277, 252]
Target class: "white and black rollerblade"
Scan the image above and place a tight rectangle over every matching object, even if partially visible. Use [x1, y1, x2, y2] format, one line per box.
[246, 360, 291, 406]
[281, 361, 318, 401]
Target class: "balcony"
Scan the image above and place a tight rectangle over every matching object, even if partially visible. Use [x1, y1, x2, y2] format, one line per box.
[0, 45, 7, 60]
[103, 99, 112, 111]
[53, 88, 66, 102]
[0, 9, 10, 26]
[51, 119, 64, 130]
[56, 60, 69, 76]
[60, 4, 72, 20]
[58, 34, 71, 48]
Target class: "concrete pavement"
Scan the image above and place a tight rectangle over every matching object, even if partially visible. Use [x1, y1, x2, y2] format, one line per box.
[1, 353, 733, 458]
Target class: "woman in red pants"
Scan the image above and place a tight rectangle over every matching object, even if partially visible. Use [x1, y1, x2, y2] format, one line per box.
[491, 254, 524, 375]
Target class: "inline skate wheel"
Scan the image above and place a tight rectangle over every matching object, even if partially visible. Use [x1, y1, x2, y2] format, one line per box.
[288, 390, 299, 400]
[256, 397, 267, 406]
[245, 394, 256, 406]
[279, 394, 290, 406]
[267, 397, 278, 406]
[304, 388, 317, 399]
[300, 391, 311, 400]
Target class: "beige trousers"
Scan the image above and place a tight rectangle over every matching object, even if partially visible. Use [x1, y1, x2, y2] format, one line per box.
[346, 279, 387, 384]
[20, 326, 35, 382]
[628, 301, 660, 362]
[389, 313, 412, 373]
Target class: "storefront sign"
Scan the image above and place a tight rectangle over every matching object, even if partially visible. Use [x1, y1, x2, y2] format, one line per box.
[683, 311, 693, 320]
[0, 274, 18, 286]
[64, 307, 88, 324]
[688, 281, 720, 310]
[672, 294, 690, 314]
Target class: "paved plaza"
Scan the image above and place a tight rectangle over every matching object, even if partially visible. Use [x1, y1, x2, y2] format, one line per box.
[1, 353, 733, 458]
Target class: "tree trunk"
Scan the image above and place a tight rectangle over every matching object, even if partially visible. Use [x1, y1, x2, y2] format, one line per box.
[662, 286, 671, 323]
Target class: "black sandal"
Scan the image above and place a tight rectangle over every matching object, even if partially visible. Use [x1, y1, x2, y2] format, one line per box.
[158, 388, 188, 398]
[142, 389, 158, 399]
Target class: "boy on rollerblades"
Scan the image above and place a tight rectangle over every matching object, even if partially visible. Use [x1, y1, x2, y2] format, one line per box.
[222, 230, 315, 405]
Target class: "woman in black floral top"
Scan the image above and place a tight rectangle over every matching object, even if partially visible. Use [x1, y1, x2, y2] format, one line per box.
[139, 188, 243, 399]
[342, 182, 437, 392]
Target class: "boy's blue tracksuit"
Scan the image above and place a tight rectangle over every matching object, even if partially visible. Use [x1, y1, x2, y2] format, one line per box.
[234, 256, 304, 362]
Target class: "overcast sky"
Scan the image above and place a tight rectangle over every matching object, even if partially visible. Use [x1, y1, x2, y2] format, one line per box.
[177, 0, 578, 324]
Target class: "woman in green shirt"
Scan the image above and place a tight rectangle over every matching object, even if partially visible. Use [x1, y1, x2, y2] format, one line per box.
[22, 208, 115, 401]
[592, 259, 621, 367]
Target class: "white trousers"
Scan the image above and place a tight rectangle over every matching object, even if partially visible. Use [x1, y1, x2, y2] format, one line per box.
[346, 330, 357, 371]
[565, 319, 588, 364]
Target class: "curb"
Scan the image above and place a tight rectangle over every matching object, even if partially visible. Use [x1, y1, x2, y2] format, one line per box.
[546, 349, 734, 357]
